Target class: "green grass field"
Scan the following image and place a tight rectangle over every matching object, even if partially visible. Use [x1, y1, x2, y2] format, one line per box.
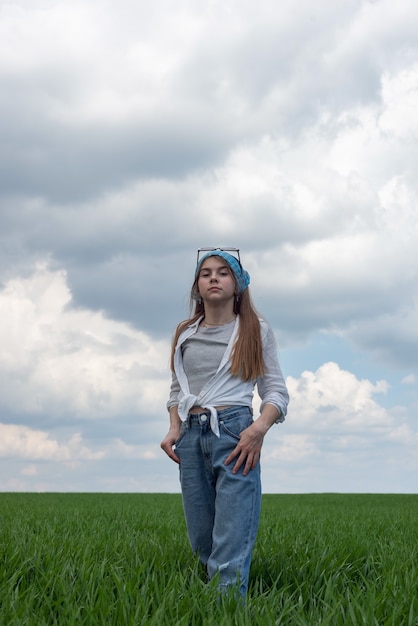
[0, 493, 417, 625]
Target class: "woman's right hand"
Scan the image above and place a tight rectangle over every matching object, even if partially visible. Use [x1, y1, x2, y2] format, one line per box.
[160, 428, 181, 464]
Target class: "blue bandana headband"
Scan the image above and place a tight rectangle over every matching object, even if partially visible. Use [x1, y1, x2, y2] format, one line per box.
[195, 249, 250, 294]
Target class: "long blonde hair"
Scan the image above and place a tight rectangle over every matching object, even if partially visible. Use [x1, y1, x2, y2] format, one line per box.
[170, 263, 264, 381]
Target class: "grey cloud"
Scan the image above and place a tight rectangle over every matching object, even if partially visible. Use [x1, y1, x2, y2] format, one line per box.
[1, 0, 418, 359]
[67, 253, 193, 337]
[0, 113, 234, 202]
[5, 0, 413, 210]
[346, 304, 418, 370]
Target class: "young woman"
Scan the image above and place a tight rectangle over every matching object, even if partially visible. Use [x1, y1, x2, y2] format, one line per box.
[160, 247, 289, 597]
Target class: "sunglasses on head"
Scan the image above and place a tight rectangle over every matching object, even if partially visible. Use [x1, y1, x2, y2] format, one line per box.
[196, 247, 241, 265]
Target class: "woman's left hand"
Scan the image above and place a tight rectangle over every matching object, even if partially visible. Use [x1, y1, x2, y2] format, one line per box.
[224, 421, 267, 476]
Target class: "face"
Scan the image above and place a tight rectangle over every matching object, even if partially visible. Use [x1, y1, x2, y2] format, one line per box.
[197, 256, 236, 305]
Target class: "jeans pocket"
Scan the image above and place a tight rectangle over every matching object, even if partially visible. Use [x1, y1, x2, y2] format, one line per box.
[219, 414, 253, 441]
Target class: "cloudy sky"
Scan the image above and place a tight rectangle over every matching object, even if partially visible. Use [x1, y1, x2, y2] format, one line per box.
[1, 0, 417, 493]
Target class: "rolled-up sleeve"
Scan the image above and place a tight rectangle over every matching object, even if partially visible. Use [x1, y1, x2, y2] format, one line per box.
[257, 322, 289, 422]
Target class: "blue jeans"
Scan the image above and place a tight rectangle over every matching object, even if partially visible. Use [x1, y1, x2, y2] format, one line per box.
[175, 406, 261, 597]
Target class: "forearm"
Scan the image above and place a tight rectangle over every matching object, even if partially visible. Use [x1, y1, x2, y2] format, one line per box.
[168, 405, 181, 430]
[255, 403, 281, 435]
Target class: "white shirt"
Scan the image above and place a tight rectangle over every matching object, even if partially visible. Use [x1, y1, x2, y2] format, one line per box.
[168, 315, 289, 436]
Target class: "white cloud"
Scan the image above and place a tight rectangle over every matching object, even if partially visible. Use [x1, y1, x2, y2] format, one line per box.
[0, 264, 170, 419]
[286, 362, 390, 429]
[261, 361, 417, 492]
[380, 64, 418, 139]
[21, 464, 38, 476]
[265, 434, 320, 463]
[0, 424, 102, 461]
[113, 439, 160, 460]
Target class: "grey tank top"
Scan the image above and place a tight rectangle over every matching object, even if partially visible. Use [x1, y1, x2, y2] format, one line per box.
[182, 320, 235, 396]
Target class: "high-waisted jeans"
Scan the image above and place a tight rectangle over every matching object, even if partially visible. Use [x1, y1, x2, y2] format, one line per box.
[175, 406, 261, 597]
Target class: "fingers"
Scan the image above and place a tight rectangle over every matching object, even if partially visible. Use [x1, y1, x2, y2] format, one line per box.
[160, 440, 180, 464]
[235, 450, 260, 475]
[225, 444, 260, 475]
[224, 424, 264, 475]
[168, 450, 181, 464]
